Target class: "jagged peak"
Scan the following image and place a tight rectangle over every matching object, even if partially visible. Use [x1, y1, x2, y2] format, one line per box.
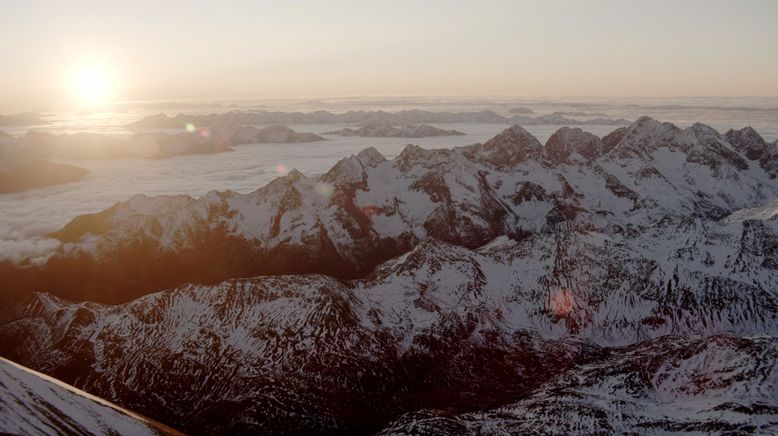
[462, 124, 543, 168]
[355, 147, 386, 167]
[321, 152, 373, 186]
[724, 126, 770, 156]
[626, 116, 680, 135]
[285, 168, 306, 181]
[368, 237, 479, 281]
[602, 116, 690, 158]
[726, 125, 762, 139]
[399, 143, 423, 157]
[687, 122, 720, 136]
[485, 124, 542, 148]
[545, 127, 603, 163]
[394, 144, 451, 171]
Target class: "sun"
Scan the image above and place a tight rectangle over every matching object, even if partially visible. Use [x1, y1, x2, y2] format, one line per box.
[71, 66, 115, 108]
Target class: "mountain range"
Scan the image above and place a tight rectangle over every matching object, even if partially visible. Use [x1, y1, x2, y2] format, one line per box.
[324, 123, 465, 138]
[1, 117, 777, 434]
[23, 125, 324, 160]
[130, 109, 630, 129]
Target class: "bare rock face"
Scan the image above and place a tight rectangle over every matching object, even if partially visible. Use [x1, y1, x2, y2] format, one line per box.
[1, 117, 778, 434]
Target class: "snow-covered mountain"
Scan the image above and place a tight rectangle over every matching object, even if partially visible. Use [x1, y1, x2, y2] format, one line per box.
[324, 123, 465, 138]
[379, 335, 778, 435]
[1, 227, 776, 433]
[1, 116, 777, 434]
[0, 357, 180, 435]
[8, 117, 778, 304]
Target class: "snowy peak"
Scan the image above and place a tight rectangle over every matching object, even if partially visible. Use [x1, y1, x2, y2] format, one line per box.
[8, 117, 778, 305]
[322, 148, 386, 187]
[464, 124, 543, 168]
[545, 127, 603, 163]
[356, 147, 386, 167]
[726, 126, 770, 160]
[725, 126, 777, 177]
[602, 117, 752, 173]
[605, 116, 681, 157]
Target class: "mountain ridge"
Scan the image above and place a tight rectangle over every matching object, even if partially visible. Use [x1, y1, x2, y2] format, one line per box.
[3, 117, 778, 304]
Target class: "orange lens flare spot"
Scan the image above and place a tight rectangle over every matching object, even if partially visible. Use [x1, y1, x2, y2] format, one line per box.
[549, 288, 574, 317]
[314, 182, 334, 198]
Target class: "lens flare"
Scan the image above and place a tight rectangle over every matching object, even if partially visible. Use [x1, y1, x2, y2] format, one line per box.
[549, 288, 574, 317]
[314, 182, 335, 198]
[275, 164, 289, 175]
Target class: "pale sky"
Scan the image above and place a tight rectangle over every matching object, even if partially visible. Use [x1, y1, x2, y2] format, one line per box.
[1, 0, 777, 111]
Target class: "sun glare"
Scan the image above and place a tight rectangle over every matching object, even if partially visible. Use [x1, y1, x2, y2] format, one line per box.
[71, 66, 115, 108]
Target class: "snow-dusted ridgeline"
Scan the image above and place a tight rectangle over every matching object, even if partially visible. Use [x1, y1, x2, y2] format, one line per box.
[5, 117, 778, 304]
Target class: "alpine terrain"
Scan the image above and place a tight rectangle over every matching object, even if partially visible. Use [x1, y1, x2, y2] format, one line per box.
[1, 117, 777, 434]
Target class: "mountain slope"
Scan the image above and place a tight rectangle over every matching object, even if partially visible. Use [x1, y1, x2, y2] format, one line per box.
[0, 357, 181, 435]
[2, 216, 777, 432]
[378, 335, 778, 435]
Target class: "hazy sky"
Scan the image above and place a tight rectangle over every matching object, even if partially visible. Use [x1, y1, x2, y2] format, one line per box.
[1, 0, 777, 111]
